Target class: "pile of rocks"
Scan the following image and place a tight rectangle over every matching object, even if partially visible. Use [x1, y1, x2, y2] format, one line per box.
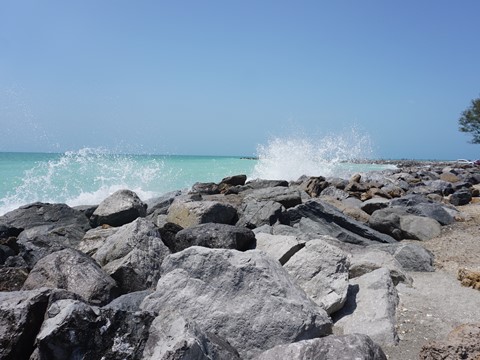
[1, 163, 479, 359]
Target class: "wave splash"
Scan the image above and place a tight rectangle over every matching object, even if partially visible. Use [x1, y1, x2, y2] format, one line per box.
[0, 148, 168, 215]
[251, 128, 375, 181]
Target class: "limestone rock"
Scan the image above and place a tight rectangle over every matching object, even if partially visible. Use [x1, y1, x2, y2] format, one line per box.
[141, 247, 332, 359]
[334, 267, 399, 346]
[283, 239, 350, 314]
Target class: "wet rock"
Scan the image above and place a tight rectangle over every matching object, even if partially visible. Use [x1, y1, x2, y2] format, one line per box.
[90, 189, 147, 227]
[254, 334, 387, 360]
[93, 218, 171, 294]
[141, 247, 332, 359]
[283, 239, 350, 314]
[334, 268, 399, 347]
[23, 248, 118, 306]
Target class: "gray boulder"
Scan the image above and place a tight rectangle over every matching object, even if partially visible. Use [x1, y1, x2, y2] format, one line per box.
[173, 223, 256, 253]
[245, 187, 302, 209]
[76, 226, 119, 256]
[255, 233, 305, 265]
[90, 189, 147, 227]
[245, 179, 289, 189]
[167, 199, 237, 228]
[369, 208, 442, 241]
[361, 197, 390, 215]
[145, 190, 183, 216]
[142, 312, 241, 360]
[283, 239, 350, 314]
[254, 334, 387, 360]
[17, 225, 87, 269]
[103, 289, 154, 312]
[450, 188, 473, 205]
[236, 200, 285, 229]
[349, 248, 413, 285]
[0, 202, 91, 238]
[407, 202, 454, 225]
[141, 247, 332, 359]
[23, 248, 118, 306]
[375, 243, 435, 272]
[287, 199, 397, 245]
[93, 218, 171, 294]
[334, 268, 399, 346]
[31, 299, 154, 360]
[0, 288, 79, 360]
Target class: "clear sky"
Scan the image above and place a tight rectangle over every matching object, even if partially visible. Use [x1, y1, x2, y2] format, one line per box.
[1, 0, 480, 160]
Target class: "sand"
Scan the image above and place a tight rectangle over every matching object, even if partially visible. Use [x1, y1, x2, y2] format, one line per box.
[383, 195, 480, 359]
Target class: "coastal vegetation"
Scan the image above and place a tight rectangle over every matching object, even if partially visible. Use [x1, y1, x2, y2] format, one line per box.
[459, 96, 480, 144]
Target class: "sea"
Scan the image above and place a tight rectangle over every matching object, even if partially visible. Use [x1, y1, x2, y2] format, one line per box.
[0, 135, 397, 216]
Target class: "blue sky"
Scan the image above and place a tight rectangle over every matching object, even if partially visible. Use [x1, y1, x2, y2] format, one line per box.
[1, 1, 480, 160]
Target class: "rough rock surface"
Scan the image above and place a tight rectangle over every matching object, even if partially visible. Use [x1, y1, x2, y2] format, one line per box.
[457, 268, 480, 290]
[23, 248, 118, 305]
[334, 267, 399, 347]
[92, 218, 171, 294]
[167, 199, 237, 228]
[287, 199, 397, 245]
[254, 334, 387, 360]
[173, 223, 256, 253]
[31, 299, 154, 360]
[236, 200, 285, 228]
[255, 233, 305, 265]
[90, 189, 147, 227]
[142, 312, 241, 360]
[283, 239, 350, 314]
[141, 246, 332, 359]
[419, 323, 480, 360]
[244, 187, 302, 209]
[0, 288, 78, 360]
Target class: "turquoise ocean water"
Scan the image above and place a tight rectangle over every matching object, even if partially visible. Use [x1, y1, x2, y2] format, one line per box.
[0, 143, 396, 216]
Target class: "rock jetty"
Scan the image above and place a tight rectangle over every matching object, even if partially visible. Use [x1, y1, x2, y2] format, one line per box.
[1, 162, 479, 359]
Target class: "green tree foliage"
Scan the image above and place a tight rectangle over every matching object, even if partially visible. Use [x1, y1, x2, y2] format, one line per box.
[459, 96, 480, 144]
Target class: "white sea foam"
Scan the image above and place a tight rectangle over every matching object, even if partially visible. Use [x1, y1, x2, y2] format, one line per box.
[0, 148, 167, 215]
[251, 128, 375, 181]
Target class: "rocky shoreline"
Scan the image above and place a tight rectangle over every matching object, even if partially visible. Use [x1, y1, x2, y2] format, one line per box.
[1, 163, 479, 359]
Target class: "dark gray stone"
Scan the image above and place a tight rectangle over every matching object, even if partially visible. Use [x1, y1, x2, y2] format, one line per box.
[173, 223, 256, 253]
[145, 190, 183, 216]
[236, 200, 285, 229]
[32, 299, 154, 360]
[450, 188, 473, 206]
[245, 179, 289, 189]
[286, 199, 397, 245]
[361, 197, 390, 215]
[103, 290, 154, 312]
[245, 187, 302, 209]
[90, 189, 147, 227]
[0, 202, 91, 238]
